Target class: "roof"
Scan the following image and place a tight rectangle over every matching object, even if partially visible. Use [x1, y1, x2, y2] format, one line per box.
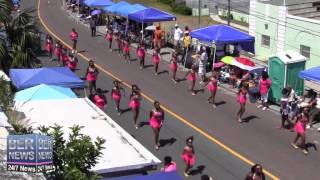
[9, 67, 85, 90]
[114, 4, 146, 17]
[84, 0, 114, 7]
[277, 50, 307, 64]
[128, 8, 176, 23]
[14, 98, 161, 173]
[15, 84, 77, 102]
[258, 0, 319, 6]
[103, 1, 130, 14]
[190, 25, 255, 52]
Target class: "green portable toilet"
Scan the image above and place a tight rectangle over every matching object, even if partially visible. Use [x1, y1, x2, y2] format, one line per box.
[268, 50, 306, 104]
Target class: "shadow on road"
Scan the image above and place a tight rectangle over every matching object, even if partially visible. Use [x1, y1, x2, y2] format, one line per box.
[159, 137, 177, 147]
[242, 115, 259, 123]
[189, 165, 206, 176]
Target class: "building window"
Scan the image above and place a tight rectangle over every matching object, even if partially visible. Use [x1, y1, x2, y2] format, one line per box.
[261, 35, 270, 48]
[300, 45, 310, 58]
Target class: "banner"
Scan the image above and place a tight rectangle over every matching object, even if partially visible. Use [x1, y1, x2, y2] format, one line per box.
[7, 134, 54, 173]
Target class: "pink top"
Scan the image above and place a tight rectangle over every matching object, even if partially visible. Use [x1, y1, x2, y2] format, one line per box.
[259, 78, 272, 95]
[238, 90, 247, 104]
[68, 57, 77, 70]
[112, 88, 121, 101]
[86, 67, 97, 81]
[208, 79, 218, 92]
[94, 95, 106, 109]
[163, 162, 177, 172]
[70, 31, 78, 41]
[137, 46, 145, 58]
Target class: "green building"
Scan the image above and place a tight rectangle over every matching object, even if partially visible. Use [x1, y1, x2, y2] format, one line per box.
[249, 0, 320, 69]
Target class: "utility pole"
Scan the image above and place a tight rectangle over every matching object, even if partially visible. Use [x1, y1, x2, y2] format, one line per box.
[198, 0, 201, 28]
[227, 0, 231, 26]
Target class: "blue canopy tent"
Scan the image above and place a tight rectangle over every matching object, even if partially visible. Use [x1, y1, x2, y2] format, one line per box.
[84, 0, 114, 7]
[128, 7, 176, 23]
[190, 25, 255, 53]
[108, 171, 183, 180]
[299, 66, 320, 84]
[115, 4, 146, 17]
[15, 84, 77, 102]
[9, 67, 85, 90]
[103, 1, 130, 14]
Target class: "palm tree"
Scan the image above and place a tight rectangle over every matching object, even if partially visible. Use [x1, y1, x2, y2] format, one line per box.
[0, 0, 40, 73]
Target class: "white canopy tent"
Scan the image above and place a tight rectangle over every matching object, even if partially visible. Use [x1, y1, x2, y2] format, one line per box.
[14, 98, 161, 173]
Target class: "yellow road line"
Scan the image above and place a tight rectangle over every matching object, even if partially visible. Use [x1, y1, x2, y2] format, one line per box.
[37, 1, 279, 179]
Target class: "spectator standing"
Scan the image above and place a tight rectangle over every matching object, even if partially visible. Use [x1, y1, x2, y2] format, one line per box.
[90, 17, 97, 37]
[198, 47, 208, 84]
[181, 31, 191, 67]
[258, 71, 272, 110]
[173, 24, 183, 51]
[153, 25, 162, 49]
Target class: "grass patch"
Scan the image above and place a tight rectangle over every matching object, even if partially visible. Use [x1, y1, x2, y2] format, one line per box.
[124, 0, 218, 30]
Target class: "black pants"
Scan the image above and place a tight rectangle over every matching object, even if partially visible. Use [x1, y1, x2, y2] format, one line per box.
[72, 40, 77, 50]
[91, 27, 96, 37]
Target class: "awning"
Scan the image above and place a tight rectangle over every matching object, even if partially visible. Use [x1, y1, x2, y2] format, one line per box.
[9, 67, 85, 90]
[15, 84, 77, 102]
[128, 7, 176, 23]
[190, 25, 255, 53]
[84, 0, 114, 7]
[115, 4, 146, 17]
[103, 1, 130, 14]
[299, 66, 320, 84]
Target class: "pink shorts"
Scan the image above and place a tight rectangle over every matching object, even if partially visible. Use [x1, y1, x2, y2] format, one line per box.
[129, 100, 140, 110]
[170, 63, 178, 71]
[152, 56, 160, 64]
[112, 93, 121, 102]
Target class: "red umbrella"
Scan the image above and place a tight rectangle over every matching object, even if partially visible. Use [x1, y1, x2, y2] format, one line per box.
[235, 57, 255, 67]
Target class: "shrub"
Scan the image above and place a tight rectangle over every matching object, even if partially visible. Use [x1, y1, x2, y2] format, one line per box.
[39, 124, 105, 180]
[159, 0, 175, 5]
[172, 4, 192, 15]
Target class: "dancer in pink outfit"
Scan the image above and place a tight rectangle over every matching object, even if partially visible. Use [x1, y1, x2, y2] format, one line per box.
[291, 108, 310, 154]
[67, 51, 78, 72]
[105, 25, 113, 51]
[136, 41, 146, 69]
[94, 88, 107, 110]
[69, 28, 78, 50]
[205, 74, 218, 108]
[149, 101, 164, 150]
[169, 52, 178, 83]
[182, 136, 196, 177]
[184, 64, 197, 95]
[53, 40, 62, 62]
[161, 156, 177, 172]
[123, 37, 130, 63]
[111, 80, 125, 115]
[129, 85, 141, 129]
[237, 84, 249, 123]
[152, 46, 161, 75]
[85, 60, 99, 94]
[45, 34, 53, 58]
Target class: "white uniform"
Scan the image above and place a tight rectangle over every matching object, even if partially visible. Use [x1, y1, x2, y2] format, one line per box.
[198, 52, 207, 75]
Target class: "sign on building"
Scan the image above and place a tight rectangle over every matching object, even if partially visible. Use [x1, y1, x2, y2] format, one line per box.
[7, 134, 54, 173]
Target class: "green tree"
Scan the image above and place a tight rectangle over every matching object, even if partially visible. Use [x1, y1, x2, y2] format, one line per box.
[39, 124, 106, 180]
[0, 0, 41, 72]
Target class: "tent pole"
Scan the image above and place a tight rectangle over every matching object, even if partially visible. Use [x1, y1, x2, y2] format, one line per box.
[212, 43, 216, 71]
[142, 22, 144, 42]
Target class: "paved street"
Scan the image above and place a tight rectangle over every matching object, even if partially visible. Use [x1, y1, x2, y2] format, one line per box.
[27, 0, 320, 179]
